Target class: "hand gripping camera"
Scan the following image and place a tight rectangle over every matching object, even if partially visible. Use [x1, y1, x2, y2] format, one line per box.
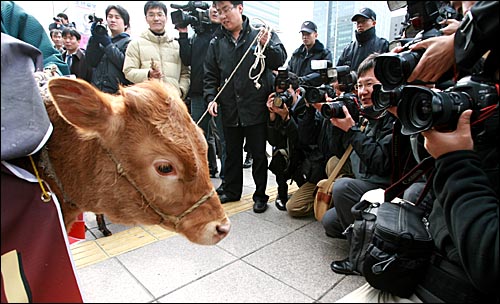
[170, 1, 211, 33]
[88, 13, 107, 35]
[397, 76, 499, 135]
[273, 68, 293, 109]
[375, 1, 458, 91]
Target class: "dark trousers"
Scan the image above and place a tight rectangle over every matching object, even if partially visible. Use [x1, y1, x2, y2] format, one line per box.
[223, 122, 269, 202]
[191, 95, 218, 172]
[322, 177, 381, 240]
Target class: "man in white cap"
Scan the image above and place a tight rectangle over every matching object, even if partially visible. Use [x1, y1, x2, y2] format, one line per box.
[287, 20, 332, 87]
[337, 7, 389, 73]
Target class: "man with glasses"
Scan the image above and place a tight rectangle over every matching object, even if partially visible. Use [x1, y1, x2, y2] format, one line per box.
[320, 53, 396, 275]
[204, 1, 287, 213]
[337, 7, 388, 73]
[123, 1, 190, 100]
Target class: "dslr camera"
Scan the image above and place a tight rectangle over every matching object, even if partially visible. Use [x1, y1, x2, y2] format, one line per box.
[320, 93, 360, 122]
[303, 60, 338, 104]
[375, 1, 457, 90]
[170, 1, 211, 33]
[397, 76, 498, 135]
[273, 68, 293, 109]
[88, 13, 107, 36]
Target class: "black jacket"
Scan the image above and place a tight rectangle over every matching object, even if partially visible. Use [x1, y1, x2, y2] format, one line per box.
[86, 32, 132, 94]
[287, 40, 333, 87]
[62, 48, 92, 83]
[204, 16, 287, 127]
[343, 113, 396, 187]
[337, 27, 389, 73]
[178, 24, 221, 97]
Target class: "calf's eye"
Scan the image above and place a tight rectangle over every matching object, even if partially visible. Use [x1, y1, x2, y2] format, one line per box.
[155, 162, 174, 175]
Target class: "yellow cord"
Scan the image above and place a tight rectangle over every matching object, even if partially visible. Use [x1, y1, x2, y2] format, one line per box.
[28, 155, 51, 202]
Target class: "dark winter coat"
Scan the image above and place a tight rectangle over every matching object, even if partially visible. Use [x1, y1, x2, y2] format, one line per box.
[337, 26, 388, 73]
[204, 16, 287, 127]
[287, 40, 333, 87]
[86, 32, 132, 94]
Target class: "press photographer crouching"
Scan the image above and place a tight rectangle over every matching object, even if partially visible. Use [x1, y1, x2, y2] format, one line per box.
[266, 69, 306, 211]
[337, 1, 499, 302]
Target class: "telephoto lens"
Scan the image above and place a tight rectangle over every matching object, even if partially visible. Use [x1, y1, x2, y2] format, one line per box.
[321, 101, 345, 119]
[374, 49, 423, 90]
[372, 84, 403, 111]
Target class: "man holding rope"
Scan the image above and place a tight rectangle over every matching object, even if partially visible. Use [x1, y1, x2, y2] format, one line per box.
[204, 1, 287, 213]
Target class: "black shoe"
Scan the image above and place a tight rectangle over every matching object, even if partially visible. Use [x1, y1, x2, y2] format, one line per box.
[330, 258, 359, 276]
[216, 183, 225, 195]
[209, 168, 218, 178]
[275, 196, 287, 211]
[253, 200, 268, 213]
[243, 153, 253, 168]
[219, 194, 239, 204]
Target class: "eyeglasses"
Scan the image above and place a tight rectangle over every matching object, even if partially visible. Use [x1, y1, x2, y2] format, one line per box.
[217, 5, 235, 17]
[354, 82, 377, 90]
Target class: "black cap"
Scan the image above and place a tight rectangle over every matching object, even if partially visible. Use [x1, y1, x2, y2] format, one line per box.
[351, 7, 376, 21]
[300, 21, 317, 33]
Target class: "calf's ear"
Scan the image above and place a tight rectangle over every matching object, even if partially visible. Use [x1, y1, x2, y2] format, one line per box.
[47, 78, 124, 137]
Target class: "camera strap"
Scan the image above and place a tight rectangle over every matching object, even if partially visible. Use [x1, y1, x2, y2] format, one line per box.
[384, 156, 435, 205]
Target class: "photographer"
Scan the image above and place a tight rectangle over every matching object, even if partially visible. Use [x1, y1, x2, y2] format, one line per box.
[337, 1, 499, 302]
[322, 53, 397, 275]
[266, 72, 305, 210]
[175, 2, 226, 182]
[86, 5, 132, 94]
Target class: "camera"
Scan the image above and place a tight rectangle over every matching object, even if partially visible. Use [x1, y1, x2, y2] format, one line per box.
[88, 13, 107, 36]
[303, 60, 339, 104]
[273, 68, 293, 108]
[376, 1, 457, 90]
[170, 1, 210, 33]
[397, 76, 499, 135]
[372, 84, 403, 111]
[320, 93, 360, 122]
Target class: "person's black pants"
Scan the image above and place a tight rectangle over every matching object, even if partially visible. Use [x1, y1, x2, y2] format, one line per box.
[223, 123, 269, 202]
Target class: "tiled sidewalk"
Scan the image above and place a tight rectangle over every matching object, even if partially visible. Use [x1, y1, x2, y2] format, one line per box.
[72, 168, 366, 303]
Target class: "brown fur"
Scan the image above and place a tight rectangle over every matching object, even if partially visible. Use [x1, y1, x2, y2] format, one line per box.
[41, 78, 230, 245]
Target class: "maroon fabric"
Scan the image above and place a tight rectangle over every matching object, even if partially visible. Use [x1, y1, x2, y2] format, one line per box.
[1, 163, 83, 303]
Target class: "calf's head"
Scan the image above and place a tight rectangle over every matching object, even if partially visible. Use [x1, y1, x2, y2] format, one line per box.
[46, 78, 230, 245]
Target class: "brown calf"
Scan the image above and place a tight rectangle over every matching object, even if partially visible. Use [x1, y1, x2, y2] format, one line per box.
[40, 78, 230, 245]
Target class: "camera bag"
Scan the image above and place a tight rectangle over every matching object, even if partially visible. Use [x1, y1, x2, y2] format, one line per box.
[348, 157, 436, 298]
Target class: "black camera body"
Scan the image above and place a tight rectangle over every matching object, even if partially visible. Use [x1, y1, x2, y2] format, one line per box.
[89, 14, 107, 36]
[321, 93, 360, 122]
[376, 1, 457, 90]
[273, 68, 293, 108]
[304, 60, 350, 104]
[170, 1, 210, 33]
[397, 76, 499, 135]
[372, 84, 403, 111]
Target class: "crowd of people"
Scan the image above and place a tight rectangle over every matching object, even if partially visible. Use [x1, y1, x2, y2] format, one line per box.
[2, 0, 498, 302]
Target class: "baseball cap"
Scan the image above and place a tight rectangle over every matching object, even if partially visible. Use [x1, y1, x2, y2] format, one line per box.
[351, 7, 376, 21]
[300, 21, 317, 33]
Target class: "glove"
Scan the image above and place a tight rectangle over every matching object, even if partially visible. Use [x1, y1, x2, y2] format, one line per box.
[90, 22, 97, 36]
[93, 33, 111, 47]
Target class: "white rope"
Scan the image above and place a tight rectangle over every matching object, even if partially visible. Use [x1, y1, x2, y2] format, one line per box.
[248, 18, 272, 90]
[196, 18, 274, 125]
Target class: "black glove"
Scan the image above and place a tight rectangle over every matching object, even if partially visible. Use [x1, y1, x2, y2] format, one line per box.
[93, 32, 111, 47]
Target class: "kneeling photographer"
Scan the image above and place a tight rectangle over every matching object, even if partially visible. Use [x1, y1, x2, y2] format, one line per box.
[337, 1, 499, 302]
[321, 54, 398, 275]
[86, 5, 132, 94]
[266, 70, 306, 211]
